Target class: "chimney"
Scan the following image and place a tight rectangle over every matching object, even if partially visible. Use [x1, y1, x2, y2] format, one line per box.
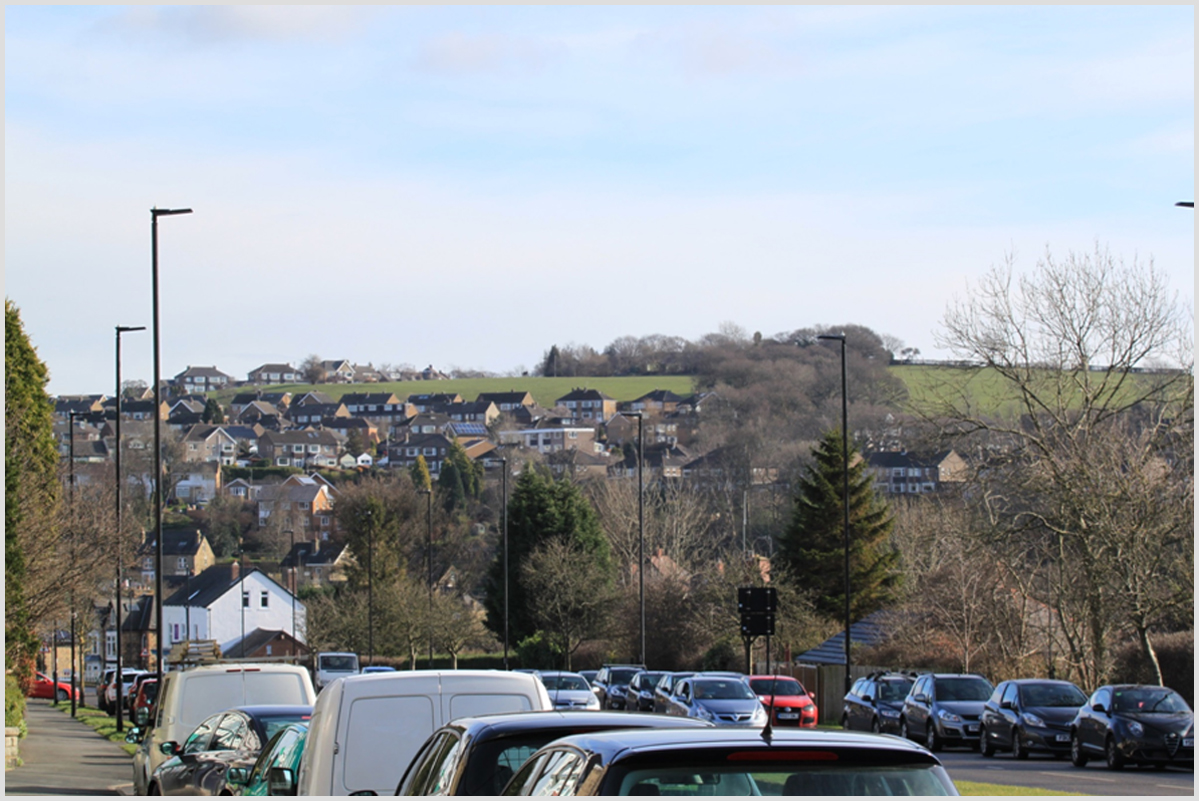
[230, 561, 239, 582]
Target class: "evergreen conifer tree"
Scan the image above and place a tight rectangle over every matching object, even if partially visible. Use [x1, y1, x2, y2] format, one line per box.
[202, 397, 225, 424]
[409, 455, 432, 491]
[437, 460, 466, 513]
[777, 429, 901, 621]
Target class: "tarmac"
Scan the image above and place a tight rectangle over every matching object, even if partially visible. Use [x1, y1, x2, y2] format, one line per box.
[4, 698, 135, 796]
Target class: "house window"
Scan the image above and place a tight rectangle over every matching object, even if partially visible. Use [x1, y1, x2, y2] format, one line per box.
[260, 591, 269, 608]
[320, 516, 330, 526]
[144, 557, 154, 570]
[242, 590, 250, 608]
[293, 445, 304, 453]
[172, 624, 180, 642]
[309, 445, 319, 453]
[177, 557, 187, 571]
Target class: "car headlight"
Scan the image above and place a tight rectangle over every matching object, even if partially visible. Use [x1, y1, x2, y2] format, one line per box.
[640, 690, 653, 698]
[880, 707, 900, 718]
[586, 697, 600, 710]
[695, 705, 714, 720]
[1126, 720, 1143, 737]
[752, 705, 768, 723]
[1021, 712, 1045, 728]
[937, 710, 961, 724]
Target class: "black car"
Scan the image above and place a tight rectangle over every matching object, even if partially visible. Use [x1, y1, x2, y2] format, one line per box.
[146, 704, 313, 795]
[395, 710, 712, 795]
[591, 665, 644, 711]
[500, 727, 960, 795]
[1070, 684, 1194, 770]
[843, 671, 914, 734]
[980, 679, 1087, 759]
[624, 671, 668, 713]
[900, 673, 994, 751]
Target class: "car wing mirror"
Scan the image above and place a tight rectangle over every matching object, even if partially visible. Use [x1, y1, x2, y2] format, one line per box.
[861, 695, 873, 703]
[135, 708, 150, 726]
[159, 741, 180, 756]
[125, 727, 142, 744]
[1092, 703, 1106, 714]
[1000, 700, 1013, 710]
[268, 766, 297, 796]
[226, 767, 250, 786]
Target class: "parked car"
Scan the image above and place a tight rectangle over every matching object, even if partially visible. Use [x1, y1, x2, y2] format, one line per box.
[130, 662, 316, 796]
[665, 675, 768, 727]
[127, 671, 156, 711]
[501, 727, 959, 795]
[315, 651, 359, 690]
[537, 671, 601, 711]
[396, 710, 712, 795]
[106, 669, 147, 713]
[980, 679, 1087, 759]
[26, 671, 81, 703]
[748, 674, 819, 728]
[147, 704, 312, 795]
[131, 679, 158, 727]
[1070, 684, 1194, 770]
[297, 669, 551, 796]
[578, 670, 598, 688]
[900, 673, 994, 751]
[843, 671, 915, 734]
[227, 721, 308, 796]
[623, 671, 668, 712]
[591, 665, 644, 711]
[652, 671, 695, 714]
[360, 665, 397, 674]
[96, 668, 116, 712]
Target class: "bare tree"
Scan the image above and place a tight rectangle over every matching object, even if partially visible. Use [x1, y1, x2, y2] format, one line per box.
[521, 538, 617, 670]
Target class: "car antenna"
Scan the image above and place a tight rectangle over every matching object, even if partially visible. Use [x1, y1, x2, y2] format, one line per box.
[760, 675, 777, 744]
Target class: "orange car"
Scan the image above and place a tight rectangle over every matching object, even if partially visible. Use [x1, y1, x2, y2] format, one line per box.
[748, 674, 819, 727]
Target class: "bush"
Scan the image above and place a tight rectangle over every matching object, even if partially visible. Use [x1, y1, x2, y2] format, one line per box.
[1111, 631, 1194, 707]
[515, 632, 564, 671]
[701, 637, 740, 672]
[5, 675, 27, 736]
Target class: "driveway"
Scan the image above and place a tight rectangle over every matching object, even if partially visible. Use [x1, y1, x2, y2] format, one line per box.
[4, 699, 133, 795]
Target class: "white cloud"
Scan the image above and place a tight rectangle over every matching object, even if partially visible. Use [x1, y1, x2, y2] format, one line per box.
[89, 6, 373, 47]
[413, 31, 565, 75]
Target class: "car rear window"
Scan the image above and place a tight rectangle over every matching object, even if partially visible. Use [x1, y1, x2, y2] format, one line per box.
[615, 765, 954, 796]
[749, 679, 804, 697]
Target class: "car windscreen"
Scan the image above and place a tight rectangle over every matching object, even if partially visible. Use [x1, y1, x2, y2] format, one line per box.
[1113, 688, 1191, 714]
[319, 655, 358, 671]
[878, 680, 913, 701]
[749, 679, 804, 697]
[693, 679, 756, 700]
[614, 765, 954, 796]
[1020, 683, 1086, 708]
[935, 677, 992, 701]
[609, 669, 639, 684]
[542, 675, 590, 692]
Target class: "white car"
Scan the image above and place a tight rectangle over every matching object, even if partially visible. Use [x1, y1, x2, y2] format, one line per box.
[537, 671, 602, 711]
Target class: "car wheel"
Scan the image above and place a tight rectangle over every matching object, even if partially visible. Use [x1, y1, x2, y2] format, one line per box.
[1104, 737, 1125, 771]
[149, 783, 161, 795]
[841, 714, 850, 730]
[55, 688, 68, 702]
[871, 718, 882, 734]
[980, 726, 995, 757]
[899, 719, 911, 741]
[925, 722, 942, 753]
[1070, 732, 1088, 767]
[1012, 729, 1030, 760]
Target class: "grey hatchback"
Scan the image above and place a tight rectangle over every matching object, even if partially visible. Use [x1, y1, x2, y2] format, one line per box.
[900, 673, 994, 752]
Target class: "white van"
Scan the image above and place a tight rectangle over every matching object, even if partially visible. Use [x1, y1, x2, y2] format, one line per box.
[296, 670, 551, 796]
[315, 651, 360, 689]
[131, 663, 316, 795]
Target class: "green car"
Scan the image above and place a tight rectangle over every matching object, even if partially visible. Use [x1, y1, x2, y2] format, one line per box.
[227, 722, 308, 796]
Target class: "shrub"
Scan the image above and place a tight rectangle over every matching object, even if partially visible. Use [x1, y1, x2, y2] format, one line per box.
[515, 631, 564, 671]
[701, 637, 740, 672]
[5, 675, 27, 736]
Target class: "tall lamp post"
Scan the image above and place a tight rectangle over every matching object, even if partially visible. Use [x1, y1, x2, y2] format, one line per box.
[67, 409, 84, 717]
[151, 206, 191, 687]
[284, 530, 296, 658]
[361, 508, 374, 666]
[817, 333, 851, 693]
[419, 489, 434, 666]
[114, 325, 144, 731]
[498, 458, 510, 670]
[624, 411, 646, 666]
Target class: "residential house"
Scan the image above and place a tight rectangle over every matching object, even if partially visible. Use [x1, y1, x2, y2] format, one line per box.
[865, 450, 968, 495]
[407, 393, 462, 412]
[385, 432, 456, 475]
[338, 451, 374, 469]
[476, 391, 535, 412]
[339, 392, 401, 415]
[255, 477, 336, 539]
[438, 400, 499, 426]
[286, 402, 348, 427]
[280, 540, 352, 589]
[229, 391, 292, 416]
[681, 447, 780, 487]
[137, 529, 217, 585]
[54, 396, 105, 420]
[173, 462, 222, 505]
[350, 364, 383, 383]
[116, 399, 169, 421]
[419, 365, 450, 381]
[606, 412, 679, 447]
[496, 423, 600, 455]
[258, 429, 344, 468]
[394, 412, 454, 437]
[247, 363, 301, 384]
[161, 563, 306, 655]
[610, 442, 692, 480]
[546, 449, 612, 481]
[180, 425, 237, 464]
[173, 366, 234, 394]
[323, 416, 378, 445]
[626, 389, 688, 414]
[221, 628, 307, 660]
[235, 400, 287, 429]
[223, 477, 261, 502]
[318, 360, 356, 383]
[221, 424, 265, 462]
[292, 391, 335, 407]
[555, 388, 618, 424]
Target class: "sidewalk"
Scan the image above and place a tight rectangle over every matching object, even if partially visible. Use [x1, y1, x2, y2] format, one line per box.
[3, 699, 134, 795]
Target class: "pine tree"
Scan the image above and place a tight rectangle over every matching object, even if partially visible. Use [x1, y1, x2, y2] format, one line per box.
[202, 397, 225, 424]
[777, 429, 901, 622]
[409, 455, 432, 492]
[446, 438, 479, 498]
[437, 460, 466, 513]
[482, 466, 612, 645]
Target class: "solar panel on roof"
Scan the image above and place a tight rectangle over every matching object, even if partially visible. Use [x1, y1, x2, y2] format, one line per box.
[451, 422, 488, 436]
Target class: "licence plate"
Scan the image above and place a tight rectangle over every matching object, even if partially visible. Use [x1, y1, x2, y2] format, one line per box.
[966, 725, 979, 734]
[1055, 734, 1070, 742]
[778, 713, 799, 720]
[1185, 738, 1194, 748]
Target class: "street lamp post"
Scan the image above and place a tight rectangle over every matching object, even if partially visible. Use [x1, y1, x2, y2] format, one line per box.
[151, 206, 191, 688]
[363, 508, 374, 666]
[114, 325, 144, 731]
[498, 458, 510, 670]
[284, 530, 296, 658]
[420, 489, 434, 666]
[817, 333, 852, 693]
[624, 411, 646, 666]
[67, 409, 83, 717]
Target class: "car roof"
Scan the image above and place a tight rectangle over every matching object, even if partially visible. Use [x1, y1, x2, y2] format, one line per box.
[230, 704, 314, 717]
[438, 710, 712, 740]
[1008, 678, 1081, 686]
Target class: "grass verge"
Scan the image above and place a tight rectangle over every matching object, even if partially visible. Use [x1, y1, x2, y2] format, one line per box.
[48, 702, 138, 756]
[955, 780, 1084, 795]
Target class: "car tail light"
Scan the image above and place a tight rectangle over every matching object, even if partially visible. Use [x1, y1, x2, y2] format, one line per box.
[727, 750, 839, 762]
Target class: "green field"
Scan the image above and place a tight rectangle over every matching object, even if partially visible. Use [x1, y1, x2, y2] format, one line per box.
[213, 375, 698, 410]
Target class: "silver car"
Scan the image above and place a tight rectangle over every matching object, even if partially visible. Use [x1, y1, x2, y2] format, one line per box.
[537, 671, 601, 711]
[666, 676, 768, 727]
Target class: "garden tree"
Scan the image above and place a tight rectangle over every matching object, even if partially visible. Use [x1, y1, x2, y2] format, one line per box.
[335, 476, 429, 590]
[481, 466, 613, 647]
[304, 587, 371, 655]
[5, 300, 61, 682]
[587, 477, 721, 575]
[299, 354, 326, 384]
[121, 379, 149, 399]
[776, 429, 902, 622]
[409, 455, 432, 492]
[344, 428, 368, 458]
[446, 438, 481, 498]
[185, 495, 252, 558]
[202, 397, 225, 424]
[429, 591, 494, 669]
[927, 245, 1193, 687]
[437, 460, 466, 514]
[521, 537, 617, 670]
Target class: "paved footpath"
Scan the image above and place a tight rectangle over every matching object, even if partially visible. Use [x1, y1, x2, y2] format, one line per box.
[4, 699, 134, 795]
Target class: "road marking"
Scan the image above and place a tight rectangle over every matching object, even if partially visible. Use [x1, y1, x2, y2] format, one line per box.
[1157, 784, 1191, 790]
[1039, 771, 1115, 783]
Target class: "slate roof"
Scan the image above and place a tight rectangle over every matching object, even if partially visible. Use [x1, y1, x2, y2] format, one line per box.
[139, 528, 205, 558]
[476, 391, 534, 406]
[340, 392, 400, 406]
[222, 628, 302, 659]
[633, 389, 687, 404]
[280, 540, 346, 569]
[260, 429, 343, 447]
[294, 392, 335, 406]
[794, 611, 890, 665]
[175, 366, 233, 380]
[556, 388, 615, 402]
[866, 450, 957, 469]
[163, 564, 260, 608]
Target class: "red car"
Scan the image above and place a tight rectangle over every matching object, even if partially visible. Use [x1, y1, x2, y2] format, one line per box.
[748, 674, 819, 727]
[27, 671, 82, 703]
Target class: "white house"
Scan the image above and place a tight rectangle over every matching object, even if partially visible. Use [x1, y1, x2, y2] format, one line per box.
[160, 563, 306, 656]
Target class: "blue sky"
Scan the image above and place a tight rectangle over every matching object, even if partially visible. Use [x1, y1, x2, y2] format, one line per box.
[5, 6, 1193, 395]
